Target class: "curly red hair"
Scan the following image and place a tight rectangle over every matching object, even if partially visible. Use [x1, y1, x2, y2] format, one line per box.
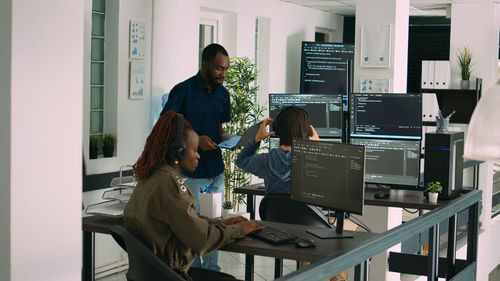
[133, 111, 193, 180]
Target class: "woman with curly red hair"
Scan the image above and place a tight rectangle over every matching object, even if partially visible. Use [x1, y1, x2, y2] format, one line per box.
[124, 110, 264, 281]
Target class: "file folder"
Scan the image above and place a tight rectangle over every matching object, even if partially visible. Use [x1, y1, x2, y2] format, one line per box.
[421, 60, 429, 89]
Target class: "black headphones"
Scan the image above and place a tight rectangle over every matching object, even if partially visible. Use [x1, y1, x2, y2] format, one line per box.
[273, 105, 310, 136]
[166, 113, 186, 162]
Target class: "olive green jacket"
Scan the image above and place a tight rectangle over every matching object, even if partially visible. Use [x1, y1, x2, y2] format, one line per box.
[123, 164, 244, 278]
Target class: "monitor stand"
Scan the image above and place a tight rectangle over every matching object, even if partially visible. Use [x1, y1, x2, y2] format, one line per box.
[306, 211, 353, 239]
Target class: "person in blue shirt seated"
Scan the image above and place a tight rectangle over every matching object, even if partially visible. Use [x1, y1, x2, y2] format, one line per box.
[236, 106, 319, 195]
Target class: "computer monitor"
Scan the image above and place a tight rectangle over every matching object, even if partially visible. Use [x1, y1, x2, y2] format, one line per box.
[350, 138, 421, 189]
[269, 93, 343, 138]
[291, 139, 365, 238]
[349, 93, 422, 140]
[269, 137, 341, 149]
[300, 42, 354, 95]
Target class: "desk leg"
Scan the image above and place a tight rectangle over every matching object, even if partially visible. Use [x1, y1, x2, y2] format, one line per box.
[247, 194, 255, 220]
[245, 254, 254, 281]
[274, 258, 283, 279]
[354, 260, 369, 281]
[82, 231, 95, 281]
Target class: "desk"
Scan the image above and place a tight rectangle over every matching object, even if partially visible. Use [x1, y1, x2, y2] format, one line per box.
[235, 185, 446, 219]
[82, 216, 379, 281]
[82, 215, 124, 281]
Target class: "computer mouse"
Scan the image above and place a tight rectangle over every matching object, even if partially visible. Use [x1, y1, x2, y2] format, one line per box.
[295, 238, 316, 248]
[374, 191, 390, 199]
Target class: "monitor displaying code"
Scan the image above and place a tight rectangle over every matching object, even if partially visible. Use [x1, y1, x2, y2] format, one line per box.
[291, 139, 365, 214]
[269, 94, 343, 138]
[300, 42, 354, 95]
[350, 93, 422, 139]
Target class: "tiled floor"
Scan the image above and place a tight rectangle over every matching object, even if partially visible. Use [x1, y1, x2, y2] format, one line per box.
[97, 251, 297, 281]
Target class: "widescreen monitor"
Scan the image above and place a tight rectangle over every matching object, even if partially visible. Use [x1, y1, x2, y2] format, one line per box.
[349, 93, 422, 140]
[269, 93, 343, 138]
[350, 138, 421, 189]
[291, 139, 365, 238]
[300, 42, 354, 95]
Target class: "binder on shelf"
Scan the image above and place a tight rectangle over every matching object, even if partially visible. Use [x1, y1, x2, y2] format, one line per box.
[434, 61, 450, 89]
[422, 93, 440, 122]
[428, 60, 435, 89]
[421, 60, 430, 89]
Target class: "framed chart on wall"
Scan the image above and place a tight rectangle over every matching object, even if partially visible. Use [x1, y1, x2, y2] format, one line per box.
[129, 61, 145, 99]
[360, 24, 391, 68]
[129, 20, 146, 59]
[361, 78, 390, 93]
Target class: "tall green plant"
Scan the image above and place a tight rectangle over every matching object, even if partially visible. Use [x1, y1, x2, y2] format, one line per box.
[223, 57, 266, 211]
[457, 47, 473, 81]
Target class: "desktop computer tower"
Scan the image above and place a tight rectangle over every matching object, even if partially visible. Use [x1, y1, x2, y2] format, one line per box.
[423, 132, 464, 200]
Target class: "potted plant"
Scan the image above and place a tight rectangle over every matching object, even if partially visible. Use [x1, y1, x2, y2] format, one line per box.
[457, 47, 473, 89]
[102, 133, 117, 158]
[425, 181, 443, 203]
[222, 201, 234, 219]
[89, 135, 100, 159]
[222, 57, 267, 210]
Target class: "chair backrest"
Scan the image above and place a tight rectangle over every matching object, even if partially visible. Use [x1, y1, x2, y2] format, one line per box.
[109, 225, 185, 281]
[259, 194, 333, 228]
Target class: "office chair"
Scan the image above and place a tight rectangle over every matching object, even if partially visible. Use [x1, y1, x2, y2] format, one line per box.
[259, 194, 333, 275]
[109, 225, 185, 281]
[259, 194, 332, 228]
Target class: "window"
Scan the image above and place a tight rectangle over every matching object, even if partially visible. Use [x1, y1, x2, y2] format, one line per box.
[199, 13, 220, 68]
[90, 0, 105, 141]
[315, 27, 334, 42]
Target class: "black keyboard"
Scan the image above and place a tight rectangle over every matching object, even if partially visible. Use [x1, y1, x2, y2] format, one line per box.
[249, 224, 298, 245]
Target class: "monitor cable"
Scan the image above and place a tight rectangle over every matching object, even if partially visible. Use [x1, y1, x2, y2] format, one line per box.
[345, 213, 372, 233]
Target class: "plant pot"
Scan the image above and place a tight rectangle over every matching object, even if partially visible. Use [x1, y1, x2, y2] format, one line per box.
[428, 192, 439, 203]
[102, 146, 114, 157]
[460, 80, 470, 90]
[222, 209, 234, 219]
[89, 147, 99, 159]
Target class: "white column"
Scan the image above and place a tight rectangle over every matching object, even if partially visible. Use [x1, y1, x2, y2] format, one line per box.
[8, 0, 84, 280]
[354, 1, 409, 280]
[354, 0, 409, 93]
[449, 3, 500, 91]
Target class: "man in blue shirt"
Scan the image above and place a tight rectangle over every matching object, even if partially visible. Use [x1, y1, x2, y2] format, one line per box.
[160, 43, 230, 271]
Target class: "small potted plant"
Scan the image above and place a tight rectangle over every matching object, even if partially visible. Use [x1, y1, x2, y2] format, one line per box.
[425, 181, 443, 203]
[102, 133, 117, 158]
[457, 47, 473, 89]
[222, 201, 234, 219]
[89, 135, 100, 159]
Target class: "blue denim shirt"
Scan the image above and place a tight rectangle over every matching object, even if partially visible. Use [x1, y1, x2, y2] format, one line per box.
[161, 72, 230, 178]
[236, 139, 291, 195]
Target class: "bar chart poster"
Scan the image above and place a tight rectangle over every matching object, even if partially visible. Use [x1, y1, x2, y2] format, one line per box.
[129, 62, 145, 99]
[129, 20, 146, 59]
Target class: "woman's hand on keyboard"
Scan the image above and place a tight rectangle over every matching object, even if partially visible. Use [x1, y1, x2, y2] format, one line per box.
[239, 221, 266, 235]
[221, 216, 248, 225]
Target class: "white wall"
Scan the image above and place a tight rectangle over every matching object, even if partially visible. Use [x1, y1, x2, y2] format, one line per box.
[152, 0, 345, 114]
[151, 0, 200, 124]
[83, 0, 153, 176]
[450, 3, 500, 91]
[0, 0, 11, 279]
[82, 0, 153, 270]
[9, 0, 83, 280]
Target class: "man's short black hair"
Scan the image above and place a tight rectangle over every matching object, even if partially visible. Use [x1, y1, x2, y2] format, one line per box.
[278, 107, 312, 146]
[202, 43, 228, 63]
